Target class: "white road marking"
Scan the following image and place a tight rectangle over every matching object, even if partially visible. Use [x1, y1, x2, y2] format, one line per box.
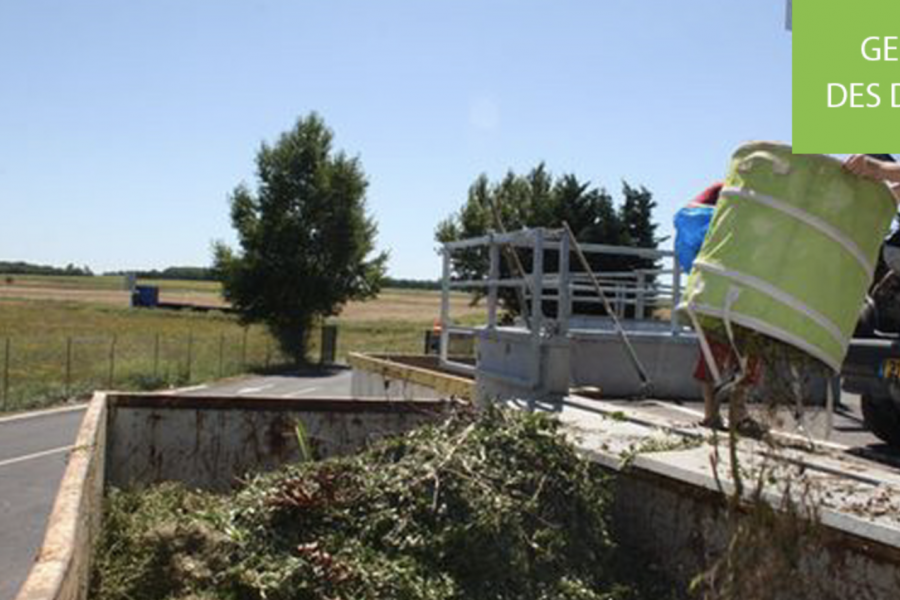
[0, 403, 87, 425]
[169, 384, 209, 394]
[236, 383, 276, 395]
[282, 387, 320, 398]
[0, 445, 73, 469]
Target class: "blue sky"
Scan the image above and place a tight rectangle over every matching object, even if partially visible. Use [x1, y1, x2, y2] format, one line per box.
[0, 1, 791, 279]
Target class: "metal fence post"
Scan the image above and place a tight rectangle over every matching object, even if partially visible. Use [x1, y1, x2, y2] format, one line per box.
[186, 332, 194, 382]
[487, 233, 499, 329]
[107, 335, 117, 388]
[440, 247, 451, 364]
[531, 228, 544, 336]
[241, 326, 248, 369]
[153, 333, 160, 379]
[2, 338, 9, 410]
[218, 333, 225, 378]
[65, 337, 72, 397]
[636, 272, 646, 320]
[559, 232, 571, 332]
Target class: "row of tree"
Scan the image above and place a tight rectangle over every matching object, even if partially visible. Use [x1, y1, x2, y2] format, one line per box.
[0, 261, 93, 277]
[214, 114, 660, 362]
[106, 266, 217, 281]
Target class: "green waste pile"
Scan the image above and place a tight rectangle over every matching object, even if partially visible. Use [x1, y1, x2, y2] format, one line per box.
[91, 407, 672, 600]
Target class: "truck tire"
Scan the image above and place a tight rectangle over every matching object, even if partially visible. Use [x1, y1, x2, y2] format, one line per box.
[861, 393, 900, 448]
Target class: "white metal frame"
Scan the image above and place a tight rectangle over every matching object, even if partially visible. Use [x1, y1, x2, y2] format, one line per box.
[439, 227, 684, 376]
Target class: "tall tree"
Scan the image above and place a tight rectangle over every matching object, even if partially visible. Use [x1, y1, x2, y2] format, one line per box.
[619, 182, 661, 275]
[435, 165, 659, 316]
[214, 114, 387, 363]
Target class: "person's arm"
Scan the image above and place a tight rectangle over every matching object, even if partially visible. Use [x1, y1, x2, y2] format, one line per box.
[844, 154, 900, 183]
[843, 154, 900, 203]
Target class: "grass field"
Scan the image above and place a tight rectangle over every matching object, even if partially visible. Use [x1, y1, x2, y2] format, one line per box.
[0, 275, 485, 411]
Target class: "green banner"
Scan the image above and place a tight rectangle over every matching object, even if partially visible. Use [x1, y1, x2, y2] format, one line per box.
[793, 0, 900, 153]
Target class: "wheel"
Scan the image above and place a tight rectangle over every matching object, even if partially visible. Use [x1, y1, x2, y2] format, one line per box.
[861, 393, 900, 448]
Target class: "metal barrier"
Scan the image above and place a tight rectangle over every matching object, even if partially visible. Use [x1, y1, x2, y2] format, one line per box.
[439, 227, 684, 376]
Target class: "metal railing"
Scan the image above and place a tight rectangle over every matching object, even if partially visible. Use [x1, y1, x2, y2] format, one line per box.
[439, 227, 684, 376]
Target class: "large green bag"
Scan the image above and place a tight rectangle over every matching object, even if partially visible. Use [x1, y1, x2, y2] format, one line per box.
[678, 142, 896, 372]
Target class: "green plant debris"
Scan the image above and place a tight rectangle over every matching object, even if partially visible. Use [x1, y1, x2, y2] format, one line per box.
[91, 407, 678, 600]
[619, 434, 704, 467]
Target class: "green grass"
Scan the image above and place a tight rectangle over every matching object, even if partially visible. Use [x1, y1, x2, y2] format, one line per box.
[0, 274, 488, 412]
[0, 300, 289, 411]
[0, 299, 459, 412]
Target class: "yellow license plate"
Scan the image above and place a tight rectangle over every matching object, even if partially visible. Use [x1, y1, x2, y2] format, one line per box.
[881, 359, 900, 380]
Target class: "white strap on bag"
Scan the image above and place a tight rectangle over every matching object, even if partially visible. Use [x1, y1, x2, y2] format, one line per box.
[686, 299, 722, 387]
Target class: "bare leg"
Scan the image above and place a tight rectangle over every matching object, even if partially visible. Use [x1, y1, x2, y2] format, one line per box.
[700, 381, 723, 429]
[729, 383, 767, 438]
[728, 384, 749, 424]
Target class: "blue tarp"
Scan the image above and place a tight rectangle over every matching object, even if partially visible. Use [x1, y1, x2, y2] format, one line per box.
[674, 205, 714, 273]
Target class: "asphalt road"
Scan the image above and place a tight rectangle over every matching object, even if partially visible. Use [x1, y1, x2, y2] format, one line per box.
[0, 406, 87, 600]
[181, 367, 353, 398]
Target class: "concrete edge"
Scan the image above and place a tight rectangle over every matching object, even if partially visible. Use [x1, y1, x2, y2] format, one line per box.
[564, 397, 900, 559]
[15, 392, 107, 600]
[108, 392, 451, 413]
[347, 352, 474, 400]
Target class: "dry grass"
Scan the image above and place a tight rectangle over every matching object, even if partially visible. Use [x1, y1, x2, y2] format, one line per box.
[0, 275, 484, 322]
[0, 276, 486, 411]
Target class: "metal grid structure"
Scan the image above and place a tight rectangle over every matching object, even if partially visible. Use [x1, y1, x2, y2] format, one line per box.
[439, 227, 684, 376]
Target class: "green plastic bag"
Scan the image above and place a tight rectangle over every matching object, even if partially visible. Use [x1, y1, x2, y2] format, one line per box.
[678, 142, 896, 372]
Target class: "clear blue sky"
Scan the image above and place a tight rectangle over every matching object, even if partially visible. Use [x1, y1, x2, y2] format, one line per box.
[0, 1, 791, 279]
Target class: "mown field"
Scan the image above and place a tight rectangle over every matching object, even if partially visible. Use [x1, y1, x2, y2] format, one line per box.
[0, 275, 485, 412]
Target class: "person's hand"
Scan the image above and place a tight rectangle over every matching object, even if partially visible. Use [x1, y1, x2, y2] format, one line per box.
[844, 154, 888, 180]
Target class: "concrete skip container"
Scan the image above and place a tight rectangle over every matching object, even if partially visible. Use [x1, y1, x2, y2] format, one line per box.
[678, 141, 896, 372]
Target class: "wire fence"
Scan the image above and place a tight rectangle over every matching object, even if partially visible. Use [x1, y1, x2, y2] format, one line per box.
[0, 327, 304, 412]
[0, 319, 481, 412]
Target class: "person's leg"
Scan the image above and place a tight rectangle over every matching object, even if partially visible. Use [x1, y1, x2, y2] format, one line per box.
[729, 381, 768, 438]
[728, 383, 750, 424]
[700, 381, 723, 428]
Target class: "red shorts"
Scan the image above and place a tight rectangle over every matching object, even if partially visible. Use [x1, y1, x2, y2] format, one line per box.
[693, 340, 761, 384]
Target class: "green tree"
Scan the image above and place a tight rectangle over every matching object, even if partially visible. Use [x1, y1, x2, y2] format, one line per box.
[214, 114, 387, 363]
[435, 165, 659, 316]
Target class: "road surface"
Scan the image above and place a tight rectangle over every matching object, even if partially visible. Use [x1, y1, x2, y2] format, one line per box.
[181, 367, 353, 398]
[0, 405, 87, 600]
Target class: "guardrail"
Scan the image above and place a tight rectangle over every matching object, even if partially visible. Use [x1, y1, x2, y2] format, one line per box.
[439, 227, 685, 376]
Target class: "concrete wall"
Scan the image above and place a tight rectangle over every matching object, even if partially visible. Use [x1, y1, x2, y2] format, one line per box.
[475, 329, 570, 404]
[570, 330, 703, 399]
[473, 328, 703, 402]
[352, 370, 446, 400]
[106, 394, 449, 492]
[348, 353, 474, 401]
[609, 467, 900, 600]
[15, 394, 107, 600]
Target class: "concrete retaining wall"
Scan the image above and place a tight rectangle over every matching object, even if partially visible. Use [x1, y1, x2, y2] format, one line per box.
[15, 394, 107, 600]
[348, 353, 473, 401]
[570, 330, 703, 399]
[608, 463, 900, 600]
[106, 394, 449, 491]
